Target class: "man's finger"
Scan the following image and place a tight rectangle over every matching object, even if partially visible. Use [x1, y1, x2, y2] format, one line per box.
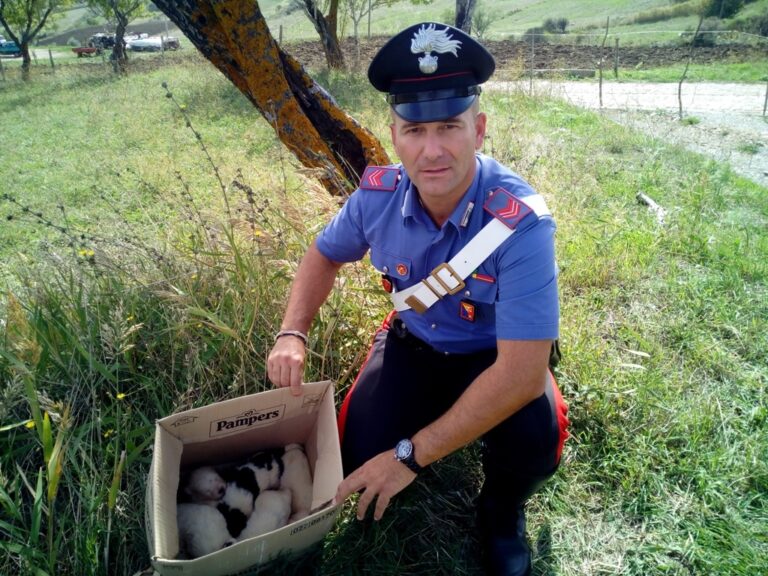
[373, 493, 390, 521]
[355, 488, 374, 520]
[290, 366, 303, 396]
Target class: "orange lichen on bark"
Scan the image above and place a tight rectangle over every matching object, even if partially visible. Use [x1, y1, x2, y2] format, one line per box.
[209, 1, 354, 194]
[281, 54, 390, 169]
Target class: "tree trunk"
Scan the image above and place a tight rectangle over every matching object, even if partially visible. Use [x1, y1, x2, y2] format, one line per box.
[20, 43, 31, 81]
[152, 0, 388, 196]
[455, 0, 477, 34]
[327, 0, 339, 38]
[112, 16, 128, 74]
[300, 0, 345, 70]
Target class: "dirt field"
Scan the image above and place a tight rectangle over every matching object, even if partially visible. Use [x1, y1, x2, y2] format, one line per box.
[287, 36, 766, 74]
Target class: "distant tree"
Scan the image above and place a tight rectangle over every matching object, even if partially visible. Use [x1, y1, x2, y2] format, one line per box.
[291, 0, 345, 69]
[343, 0, 402, 68]
[0, 0, 73, 80]
[455, 0, 476, 33]
[87, 0, 150, 73]
[702, 0, 745, 19]
[543, 17, 568, 33]
[473, 7, 492, 39]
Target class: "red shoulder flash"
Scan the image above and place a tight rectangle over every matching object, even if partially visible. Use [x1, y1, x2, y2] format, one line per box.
[360, 166, 399, 191]
[483, 187, 534, 230]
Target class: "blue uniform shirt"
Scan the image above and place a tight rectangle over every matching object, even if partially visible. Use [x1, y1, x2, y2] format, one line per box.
[316, 153, 558, 354]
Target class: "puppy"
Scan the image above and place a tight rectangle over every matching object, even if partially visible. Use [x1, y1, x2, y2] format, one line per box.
[245, 448, 285, 490]
[180, 466, 226, 505]
[237, 489, 292, 541]
[218, 449, 284, 493]
[217, 482, 254, 538]
[280, 443, 313, 522]
[177, 503, 235, 558]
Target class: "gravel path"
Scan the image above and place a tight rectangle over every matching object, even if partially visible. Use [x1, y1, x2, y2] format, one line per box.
[488, 81, 768, 187]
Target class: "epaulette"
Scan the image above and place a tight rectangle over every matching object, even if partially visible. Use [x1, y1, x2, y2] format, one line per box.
[359, 165, 400, 191]
[483, 187, 548, 229]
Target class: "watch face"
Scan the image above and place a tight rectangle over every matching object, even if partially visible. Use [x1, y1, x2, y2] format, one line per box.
[396, 439, 413, 460]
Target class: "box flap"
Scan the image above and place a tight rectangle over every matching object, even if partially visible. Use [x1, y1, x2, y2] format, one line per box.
[150, 423, 184, 559]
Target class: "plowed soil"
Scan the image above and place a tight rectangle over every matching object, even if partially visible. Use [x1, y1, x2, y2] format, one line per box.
[286, 36, 766, 72]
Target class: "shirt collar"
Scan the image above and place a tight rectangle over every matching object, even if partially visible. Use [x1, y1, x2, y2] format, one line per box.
[401, 156, 483, 229]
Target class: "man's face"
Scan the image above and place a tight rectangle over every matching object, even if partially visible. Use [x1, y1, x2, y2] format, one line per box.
[390, 106, 487, 207]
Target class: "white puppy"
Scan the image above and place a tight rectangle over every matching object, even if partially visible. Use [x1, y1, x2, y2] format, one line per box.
[237, 489, 291, 541]
[182, 466, 226, 504]
[221, 482, 254, 517]
[281, 443, 313, 522]
[177, 503, 235, 558]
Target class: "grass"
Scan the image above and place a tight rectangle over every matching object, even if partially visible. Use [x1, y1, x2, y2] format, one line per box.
[1, 50, 767, 575]
[617, 59, 768, 82]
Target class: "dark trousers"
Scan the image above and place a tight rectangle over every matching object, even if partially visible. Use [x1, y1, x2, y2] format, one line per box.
[338, 315, 568, 509]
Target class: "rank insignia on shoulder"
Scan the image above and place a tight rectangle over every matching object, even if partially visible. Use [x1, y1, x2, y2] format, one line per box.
[360, 166, 399, 191]
[483, 187, 533, 230]
[459, 300, 476, 323]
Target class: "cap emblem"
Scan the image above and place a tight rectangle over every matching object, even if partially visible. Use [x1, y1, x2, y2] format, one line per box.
[410, 24, 462, 75]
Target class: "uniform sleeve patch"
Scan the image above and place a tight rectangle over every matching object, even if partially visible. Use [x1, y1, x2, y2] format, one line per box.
[483, 187, 534, 230]
[360, 166, 399, 191]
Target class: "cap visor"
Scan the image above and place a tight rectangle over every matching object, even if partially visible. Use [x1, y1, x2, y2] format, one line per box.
[393, 95, 477, 123]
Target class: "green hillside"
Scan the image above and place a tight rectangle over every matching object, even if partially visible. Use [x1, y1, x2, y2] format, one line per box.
[41, 0, 768, 46]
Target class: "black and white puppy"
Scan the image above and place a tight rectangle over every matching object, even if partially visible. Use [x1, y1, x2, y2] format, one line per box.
[216, 482, 254, 538]
[216, 449, 284, 537]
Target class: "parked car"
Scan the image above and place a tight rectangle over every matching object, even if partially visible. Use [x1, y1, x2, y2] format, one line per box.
[0, 40, 22, 58]
[87, 33, 116, 49]
[126, 36, 180, 52]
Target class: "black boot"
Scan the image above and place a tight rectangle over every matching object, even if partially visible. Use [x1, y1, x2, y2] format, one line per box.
[477, 489, 531, 576]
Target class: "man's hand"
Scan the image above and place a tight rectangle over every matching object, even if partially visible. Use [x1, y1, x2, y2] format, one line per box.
[267, 336, 306, 396]
[334, 450, 417, 521]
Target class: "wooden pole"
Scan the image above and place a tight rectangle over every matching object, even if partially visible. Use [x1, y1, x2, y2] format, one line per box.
[529, 32, 534, 95]
[614, 37, 619, 79]
[0, 57, 5, 82]
[48, 49, 55, 71]
[679, 16, 704, 120]
[599, 18, 609, 108]
[763, 79, 767, 117]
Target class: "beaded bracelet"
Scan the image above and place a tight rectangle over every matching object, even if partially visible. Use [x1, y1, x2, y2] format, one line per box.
[274, 329, 308, 345]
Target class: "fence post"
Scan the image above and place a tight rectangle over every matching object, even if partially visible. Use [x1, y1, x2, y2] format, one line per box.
[529, 33, 535, 95]
[0, 57, 5, 81]
[49, 48, 55, 71]
[599, 18, 609, 108]
[614, 37, 619, 79]
[763, 79, 767, 117]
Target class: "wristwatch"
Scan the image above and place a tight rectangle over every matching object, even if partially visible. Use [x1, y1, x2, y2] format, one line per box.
[394, 439, 423, 474]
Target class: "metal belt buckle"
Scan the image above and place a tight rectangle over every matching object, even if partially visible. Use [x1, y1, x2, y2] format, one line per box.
[430, 263, 465, 295]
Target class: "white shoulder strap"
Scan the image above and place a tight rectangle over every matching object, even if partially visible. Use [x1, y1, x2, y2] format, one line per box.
[389, 194, 550, 313]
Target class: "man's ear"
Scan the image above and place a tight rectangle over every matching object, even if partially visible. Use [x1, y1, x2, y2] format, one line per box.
[474, 112, 487, 149]
[390, 122, 397, 146]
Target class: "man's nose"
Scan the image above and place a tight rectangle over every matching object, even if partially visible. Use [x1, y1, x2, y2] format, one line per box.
[422, 132, 443, 160]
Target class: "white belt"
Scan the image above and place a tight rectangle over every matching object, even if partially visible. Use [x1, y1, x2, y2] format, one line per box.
[390, 194, 550, 313]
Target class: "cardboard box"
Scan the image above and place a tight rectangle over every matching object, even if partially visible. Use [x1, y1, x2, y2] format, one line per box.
[146, 380, 343, 576]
